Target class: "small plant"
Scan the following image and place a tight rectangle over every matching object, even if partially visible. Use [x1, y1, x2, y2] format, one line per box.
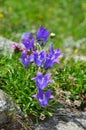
[11, 26, 63, 120]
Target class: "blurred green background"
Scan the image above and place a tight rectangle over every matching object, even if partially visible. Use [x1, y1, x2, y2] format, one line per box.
[0, 0, 86, 47]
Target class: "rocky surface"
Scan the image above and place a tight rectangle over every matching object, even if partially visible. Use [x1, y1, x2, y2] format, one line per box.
[63, 37, 86, 62]
[0, 36, 17, 55]
[33, 108, 86, 130]
[0, 89, 14, 125]
[0, 89, 22, 127]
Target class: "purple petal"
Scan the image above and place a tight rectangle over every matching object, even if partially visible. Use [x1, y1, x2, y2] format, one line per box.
[50, 95, 54, 99]
[21, 48, 28, 54]
[32, 72, 53, 89]
[45, 73, 51, 79]
[22, 53, 27, 59]
[37, 26, 50, 45]
[37, 88, 43, 99]
[37, 72, 43, 77]
[19, 53, 32, 68]
[49, 79, 54, 83]
[31, 77, 36, 80]
[32, 94, 37, 98]
[22, 32, 33, 39]
[40, 100, 48, 107]
[33, 89, 54, 107]
[29, 54, 34, 62]
[37, 89, 48, 107]
[22, 38, 35, 50]
[45, 90, 52, 99]
[49, 44, 54, 53]
[54, 58, 60, 64]
[33, 51, 46, 67]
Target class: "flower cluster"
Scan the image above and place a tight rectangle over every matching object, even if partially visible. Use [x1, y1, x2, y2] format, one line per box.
[13, 26, 63, 107]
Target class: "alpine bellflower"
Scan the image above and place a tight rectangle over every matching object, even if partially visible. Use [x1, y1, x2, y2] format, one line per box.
[17, 26, 64, 108]
[33, 50, 46, 67]
[44, 45, 62, 68]
[22, 32, 33, 39]
[19, 53, 33, 68]
[37, 26, 50, 45]
[22, 38, 35, 51]
[49, 44, 63, 58]
[44, 56, 57, 69]
[32, 88, 54, 107]
[32, 72, 54, 90]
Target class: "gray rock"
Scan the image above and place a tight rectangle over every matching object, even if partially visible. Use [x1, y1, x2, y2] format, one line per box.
[63, 37, 86, 61]
[0, 89, 21, 126]
[64, 37, 86, 48]
[34, 108, 86, 130]
[56, 122, 83, 130]
[0, 36, 15, 55]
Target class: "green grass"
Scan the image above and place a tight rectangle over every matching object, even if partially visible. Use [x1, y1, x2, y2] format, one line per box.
[0, 53, 56, 120]
[0, 52, 86, 120]
[53, 58, 86, 98]
[0, 0, 86, 47]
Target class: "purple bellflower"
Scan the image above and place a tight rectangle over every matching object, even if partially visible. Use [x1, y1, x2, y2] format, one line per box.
[32, 72, 54, 90]
[44, 45, 63, 68]
[22, 38, 35, 51]
[44, 53, 60, 69]
[33, 89, 54, 107]
[22, 32, 33, 39]
[33, 51, 46, 67]
[37, 26, 50, 45]
[49, 44, 63, 59]
[19, 53, 33, 68]
[44, 56, 57, 68]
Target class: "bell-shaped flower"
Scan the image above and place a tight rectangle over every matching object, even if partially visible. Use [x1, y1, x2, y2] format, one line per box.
[32, 89, 54, 107]
[37, 26, 50, 45]
[44, 56, 57, 69]
[32, 72, 54, 89]
[33, 51, 46, 67]
[49, 44, 62, 58]
[44, 45, 63, 69]
[19, 53, 34, 68]
[22, 32, 33, 39]
[22, 38, 35, 51]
